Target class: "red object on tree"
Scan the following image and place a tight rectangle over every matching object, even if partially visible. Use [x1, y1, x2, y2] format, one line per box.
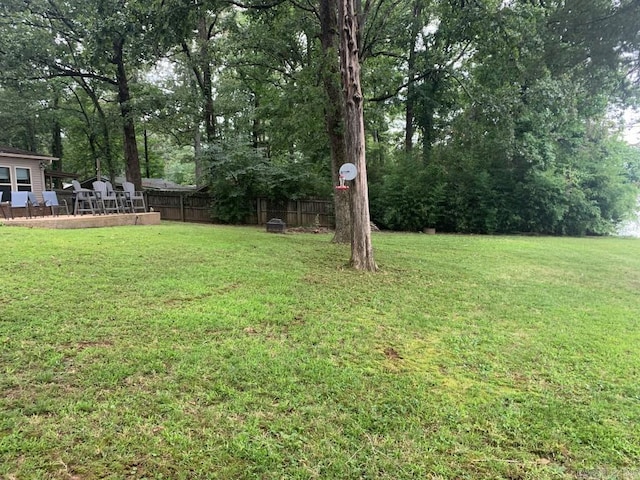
[335, 174, 349, 190]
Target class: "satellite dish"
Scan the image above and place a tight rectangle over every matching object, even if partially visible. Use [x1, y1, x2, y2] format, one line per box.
[339, 163, 357, 181]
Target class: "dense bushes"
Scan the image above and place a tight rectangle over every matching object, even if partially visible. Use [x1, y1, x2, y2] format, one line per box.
[204, 141, 330, 224]
[368, 138, 639, 235]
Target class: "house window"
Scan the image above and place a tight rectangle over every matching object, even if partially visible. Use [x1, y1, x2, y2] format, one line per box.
[16, 167, 32, 191]
[0, 166, 11, 202]
[0, 166, 33, 202]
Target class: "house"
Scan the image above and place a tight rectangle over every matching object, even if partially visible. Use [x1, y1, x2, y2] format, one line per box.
[0, 146, 57, 203]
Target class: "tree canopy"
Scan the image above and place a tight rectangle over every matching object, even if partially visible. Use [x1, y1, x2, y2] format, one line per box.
[1, 0, 638, 234]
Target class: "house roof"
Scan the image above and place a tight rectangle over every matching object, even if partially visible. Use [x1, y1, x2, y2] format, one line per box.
[133, 177, 196, 191]
[69, 176, 196, 191]
[0, 146, 59, 162]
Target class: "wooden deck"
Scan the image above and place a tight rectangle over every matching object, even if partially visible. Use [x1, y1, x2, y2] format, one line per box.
[1, 212, 161, 229]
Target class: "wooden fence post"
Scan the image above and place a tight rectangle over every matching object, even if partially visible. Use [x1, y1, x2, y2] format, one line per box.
[257, 198, 262, 225]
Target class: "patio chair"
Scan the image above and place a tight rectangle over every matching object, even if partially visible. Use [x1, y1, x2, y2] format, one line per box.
[9, 191, 31, 218]
[72, 180, 98, 215]
[42, 191, 70, 216]
[0, 191, 8, 219]
[93, 180, 121, 214]
[122, 181, 146, 213]
[106, 180, 128, 213]
[27, 192, 46, 217]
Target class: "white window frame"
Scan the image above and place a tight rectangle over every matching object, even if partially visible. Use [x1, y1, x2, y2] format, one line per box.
[15, 166, 33, 192]
[0, 165, 34, 201]
[0, 165, 12, 200]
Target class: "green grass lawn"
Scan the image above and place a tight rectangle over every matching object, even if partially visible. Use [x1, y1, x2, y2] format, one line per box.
[1, 222, 639, 479]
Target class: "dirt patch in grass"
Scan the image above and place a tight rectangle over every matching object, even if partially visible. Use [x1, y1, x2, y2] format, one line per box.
[74, 340, 114, 350]
[286, 226, 333, 234]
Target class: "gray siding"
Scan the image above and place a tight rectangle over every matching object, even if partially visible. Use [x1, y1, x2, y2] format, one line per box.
[0, 157, 47, 201]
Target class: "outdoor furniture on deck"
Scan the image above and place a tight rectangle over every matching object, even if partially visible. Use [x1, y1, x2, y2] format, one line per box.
[122, 181, 146, 213]
[27, 192, 46, 217]
[93, 181, 121, 214]
[106, 180, 129, 213]
[0, 191, 8, 219]
[42, 191, 70, 216]
[72, 180, 98, 215]
[9, 191, 31, 218]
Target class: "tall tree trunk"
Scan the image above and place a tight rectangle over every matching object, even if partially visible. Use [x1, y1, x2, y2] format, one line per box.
[74, 78, 115, 182]
[320, 0, 351, 243]
[190, 75, 205, 184]
[113, 40, 142, 190]
[420, 72, 439, 164]
[252, 94, 262, 149]
[183, 14, 217, 187]
[51, 95, 63, 161]
[25, 118, 37, 152]
[339, 0, 376, 271]
[50, 94, 63, 187]
[199, 16, 216, 144]
[194, 125, 202, 170]
[405, 0, 422, 153]
[97, 102, 115, 183]
[51, 121, 62, 158]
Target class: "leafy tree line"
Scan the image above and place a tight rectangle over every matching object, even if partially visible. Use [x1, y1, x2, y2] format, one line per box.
[1, 0, 639, 234]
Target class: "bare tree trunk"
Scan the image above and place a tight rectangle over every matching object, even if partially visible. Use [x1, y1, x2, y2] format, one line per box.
[51, 96, 63, 160]
[25, 118, 37, 153]
[182, 10, 218, 185]
[74, 77, 116, 182]
[199, 16, 216, 144]
[113, 39, 142, 190]
[405, 0, 422, 153]
[194, 125, 202, 166]
[320, 0, 351, 244]
[50, 95, 63, 187]
[252, 95, 262, 149]
[183, 14, 217, 187]
[338, 0, 376, 271]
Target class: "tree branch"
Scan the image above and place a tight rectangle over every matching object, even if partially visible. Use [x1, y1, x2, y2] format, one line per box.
[34, 62, 118, 86]
[181, 42, 206, 93]
[368, 69, 436, 102]
[288, 0, 318, 15]
[224, 0, 287, 9]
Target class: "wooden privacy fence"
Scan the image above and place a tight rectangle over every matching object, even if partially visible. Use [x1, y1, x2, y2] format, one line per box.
[145, 191, 335, 227]
[254, 197, 334, 227]
[146, 191, 213, 223]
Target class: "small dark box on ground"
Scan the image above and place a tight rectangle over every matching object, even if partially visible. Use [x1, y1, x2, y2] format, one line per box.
[266, 218, 286, 233]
